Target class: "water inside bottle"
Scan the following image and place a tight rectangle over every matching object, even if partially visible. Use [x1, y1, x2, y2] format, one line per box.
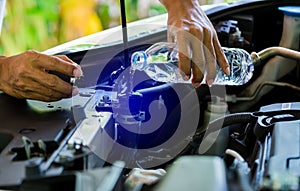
[131, 46, 188, 83]
[214, 48, 254, 85]
[130, 43, 254, 86]
[144, 62, 187, 83]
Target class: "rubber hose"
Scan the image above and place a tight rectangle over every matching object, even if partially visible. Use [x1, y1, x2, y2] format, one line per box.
[206, 112, 254, 134]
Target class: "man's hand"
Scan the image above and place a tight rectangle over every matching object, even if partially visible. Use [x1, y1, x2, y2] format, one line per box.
[160, 0, 230, 87]
[0, 50, 83, 102]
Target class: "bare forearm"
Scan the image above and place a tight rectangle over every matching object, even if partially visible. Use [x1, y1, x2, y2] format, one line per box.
[159, 0, 200, 11]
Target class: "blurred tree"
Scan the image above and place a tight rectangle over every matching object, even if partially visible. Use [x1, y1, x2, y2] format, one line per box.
[59, 0, 103, 42]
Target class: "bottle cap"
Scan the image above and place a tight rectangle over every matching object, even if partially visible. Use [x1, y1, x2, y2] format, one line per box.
[131, 51, 147, 70]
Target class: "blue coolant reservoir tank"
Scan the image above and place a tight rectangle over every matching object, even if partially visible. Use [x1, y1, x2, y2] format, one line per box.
[277, 6, 300, 51]
[279, 6, 300, 17]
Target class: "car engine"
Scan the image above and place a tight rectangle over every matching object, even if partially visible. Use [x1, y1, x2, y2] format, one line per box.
[1, 0, 300, 190]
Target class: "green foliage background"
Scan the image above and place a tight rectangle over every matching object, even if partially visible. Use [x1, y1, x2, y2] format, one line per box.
[0, 0, 237, 56]
[1, 0, 60, 55]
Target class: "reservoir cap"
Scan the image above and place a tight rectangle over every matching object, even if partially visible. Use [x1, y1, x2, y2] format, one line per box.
[279, 6, 300, 17]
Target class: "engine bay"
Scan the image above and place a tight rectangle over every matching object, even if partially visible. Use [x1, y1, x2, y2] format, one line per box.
[1, 0, 300, 190]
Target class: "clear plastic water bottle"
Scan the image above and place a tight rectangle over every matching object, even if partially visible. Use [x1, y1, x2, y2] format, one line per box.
[131, 42, 254, 86]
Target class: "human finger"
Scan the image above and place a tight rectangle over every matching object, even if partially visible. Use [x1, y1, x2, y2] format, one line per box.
[190, 29, 205, 87]
[167, 25, 177, 43]
[12, 79, 70, 102]
[177, 30, 192, 80]
[202, 29, 217, 87]
[27, 51, 82, 77]
[33, 69, 74, 96]
[54, 55, 82, 76]
[213, 37, 230, 75]
[46, 55, 83, 77]
[17, 91, 62, 102]
[191, 60, 204, 87]
[55, 54, 75, 63]
[31, 86, 79, 101]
